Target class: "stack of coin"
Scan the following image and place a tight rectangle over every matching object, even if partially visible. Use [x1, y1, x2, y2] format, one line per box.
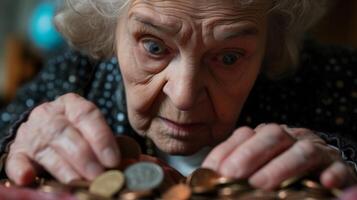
[0, 136, 343, 200]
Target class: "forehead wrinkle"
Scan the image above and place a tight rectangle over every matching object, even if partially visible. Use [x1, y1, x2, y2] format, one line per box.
[129, 0, 268, 47]
[136, 0, 271, 20]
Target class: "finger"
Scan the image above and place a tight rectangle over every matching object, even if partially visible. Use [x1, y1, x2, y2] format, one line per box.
[280, 125, 325, 145]
[55, 93, 120, 167]
[219, 124, 295, 178]
[321, 161, 351, 188]
[6, 153, 37, 186]
[254, 123, 267, 132]
[249, 140, 328, 190]
[50, 124, 104, 180]
[34, 147, 81, 183]
[202, 127, 254, 170]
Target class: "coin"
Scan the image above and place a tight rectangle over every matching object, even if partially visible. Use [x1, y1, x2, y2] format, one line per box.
[238, 189, 276, 200]
[116, 136, 142, 160]
[277, 189, 307, 199]
[218, 183, 252, 197]
[187, 168, 221, 190]
[162, 183, 191, 200]
[67, 179, 90, 189]
[0, 180, 14, 188]
[89, 170, 125, 198]
[38, 181, 71, 193]
[75, 190, 109, 200]
[119, 190, 153, 200]
[124, 162, 164, 191]
[301, 179, 331, 197]
[280, 176, 302, 189]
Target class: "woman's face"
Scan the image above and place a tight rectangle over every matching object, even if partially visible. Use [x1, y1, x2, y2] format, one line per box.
[116, 0, 269, 155]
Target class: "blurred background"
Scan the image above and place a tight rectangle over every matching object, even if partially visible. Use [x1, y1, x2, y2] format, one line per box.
[0, 0, 357, 108]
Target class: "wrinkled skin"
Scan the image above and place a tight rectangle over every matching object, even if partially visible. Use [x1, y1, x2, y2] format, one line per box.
[5, 0, 357, 190]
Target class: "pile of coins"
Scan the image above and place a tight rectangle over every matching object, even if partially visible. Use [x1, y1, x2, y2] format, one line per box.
[0, 136, 342, 200]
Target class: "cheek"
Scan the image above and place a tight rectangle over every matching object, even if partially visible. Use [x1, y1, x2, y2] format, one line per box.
[209, 61, 261, 137]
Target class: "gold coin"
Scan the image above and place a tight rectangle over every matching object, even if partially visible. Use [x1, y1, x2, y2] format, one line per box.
[89, 170, 125, 198]
[116, 136, 142, 160]
[162, 183, 191, 200]
[280, 176, 302, 189]
[75, 190, 109, 200]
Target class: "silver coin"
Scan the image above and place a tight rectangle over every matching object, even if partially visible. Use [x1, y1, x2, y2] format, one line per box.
[124, 162, 164, 191]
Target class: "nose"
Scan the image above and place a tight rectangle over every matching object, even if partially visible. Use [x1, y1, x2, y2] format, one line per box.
[163, 59, 204, 111]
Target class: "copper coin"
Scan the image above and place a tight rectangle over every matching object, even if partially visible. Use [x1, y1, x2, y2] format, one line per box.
[116, 136, 142, 160]
[0, 179, 15, 188]
[277, 189, 308, 199]
[67, 179, 90, 189]
[301, 179, 324, 190]
[238, 189, 276, 200]
[218, 183, 252, 197]
[187, 168, 221, 189]
[162, 183, 191, 200]
[38, 181, 71, 193]
[119, 190, 153, 200]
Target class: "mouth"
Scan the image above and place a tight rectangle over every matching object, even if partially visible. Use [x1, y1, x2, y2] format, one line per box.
[158, 117, 206, 139]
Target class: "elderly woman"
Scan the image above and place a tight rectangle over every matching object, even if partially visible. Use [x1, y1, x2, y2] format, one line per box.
[1, 0, 356, 191]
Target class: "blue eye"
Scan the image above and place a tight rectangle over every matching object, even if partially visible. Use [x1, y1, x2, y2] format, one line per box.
[221, 52, 241, 65]
[142, 39, 167, 55]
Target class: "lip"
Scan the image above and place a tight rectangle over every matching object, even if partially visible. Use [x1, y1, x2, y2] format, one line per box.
[158, 117, 205, 138]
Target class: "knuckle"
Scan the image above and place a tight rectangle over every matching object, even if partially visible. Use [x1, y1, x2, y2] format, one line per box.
[89, 131, 110, 149]
[62, 93, 82, 101]
[70, 101, 99, 124]
[30, 102, 52, 118]
[262, 123, 283, 134]
[16, 123, 28, 138]
[73, 140, 92, 160]
[233, 126, 254, 137]
[46, 117, 68, 136]
[260, 124, 294, 143]
[295, 140, 318, 161]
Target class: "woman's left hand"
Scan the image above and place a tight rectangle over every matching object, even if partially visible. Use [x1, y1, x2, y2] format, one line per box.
[202, 123, 357, 190]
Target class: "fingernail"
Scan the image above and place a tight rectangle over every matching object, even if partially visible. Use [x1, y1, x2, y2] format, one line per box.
[250, 173, 268, 188]
[102, 147, 119, 167]
[86, 162, 103, 179]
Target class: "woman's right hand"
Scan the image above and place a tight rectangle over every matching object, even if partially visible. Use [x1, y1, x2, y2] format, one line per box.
[5, 93, 120, 185]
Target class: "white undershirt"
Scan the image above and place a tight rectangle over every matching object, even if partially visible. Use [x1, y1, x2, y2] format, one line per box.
[156, 147, 212, 176]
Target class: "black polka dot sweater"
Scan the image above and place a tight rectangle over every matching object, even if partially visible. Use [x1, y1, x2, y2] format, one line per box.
[0, 40, 356, 167]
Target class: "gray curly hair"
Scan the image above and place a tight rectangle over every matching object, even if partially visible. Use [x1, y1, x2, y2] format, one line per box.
[54, 0, 332, 77]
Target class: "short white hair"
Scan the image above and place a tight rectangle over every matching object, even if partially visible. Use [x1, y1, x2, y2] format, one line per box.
[55, 0, 332, 77]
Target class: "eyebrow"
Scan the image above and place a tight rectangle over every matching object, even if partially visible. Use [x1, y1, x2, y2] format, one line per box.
[214, 24, 260, 41]
[130, 12, 181, 35]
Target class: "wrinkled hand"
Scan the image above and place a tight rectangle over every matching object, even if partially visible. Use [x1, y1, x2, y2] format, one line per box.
[6, 93, 120, 185]
[202, 123, 357, 190]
